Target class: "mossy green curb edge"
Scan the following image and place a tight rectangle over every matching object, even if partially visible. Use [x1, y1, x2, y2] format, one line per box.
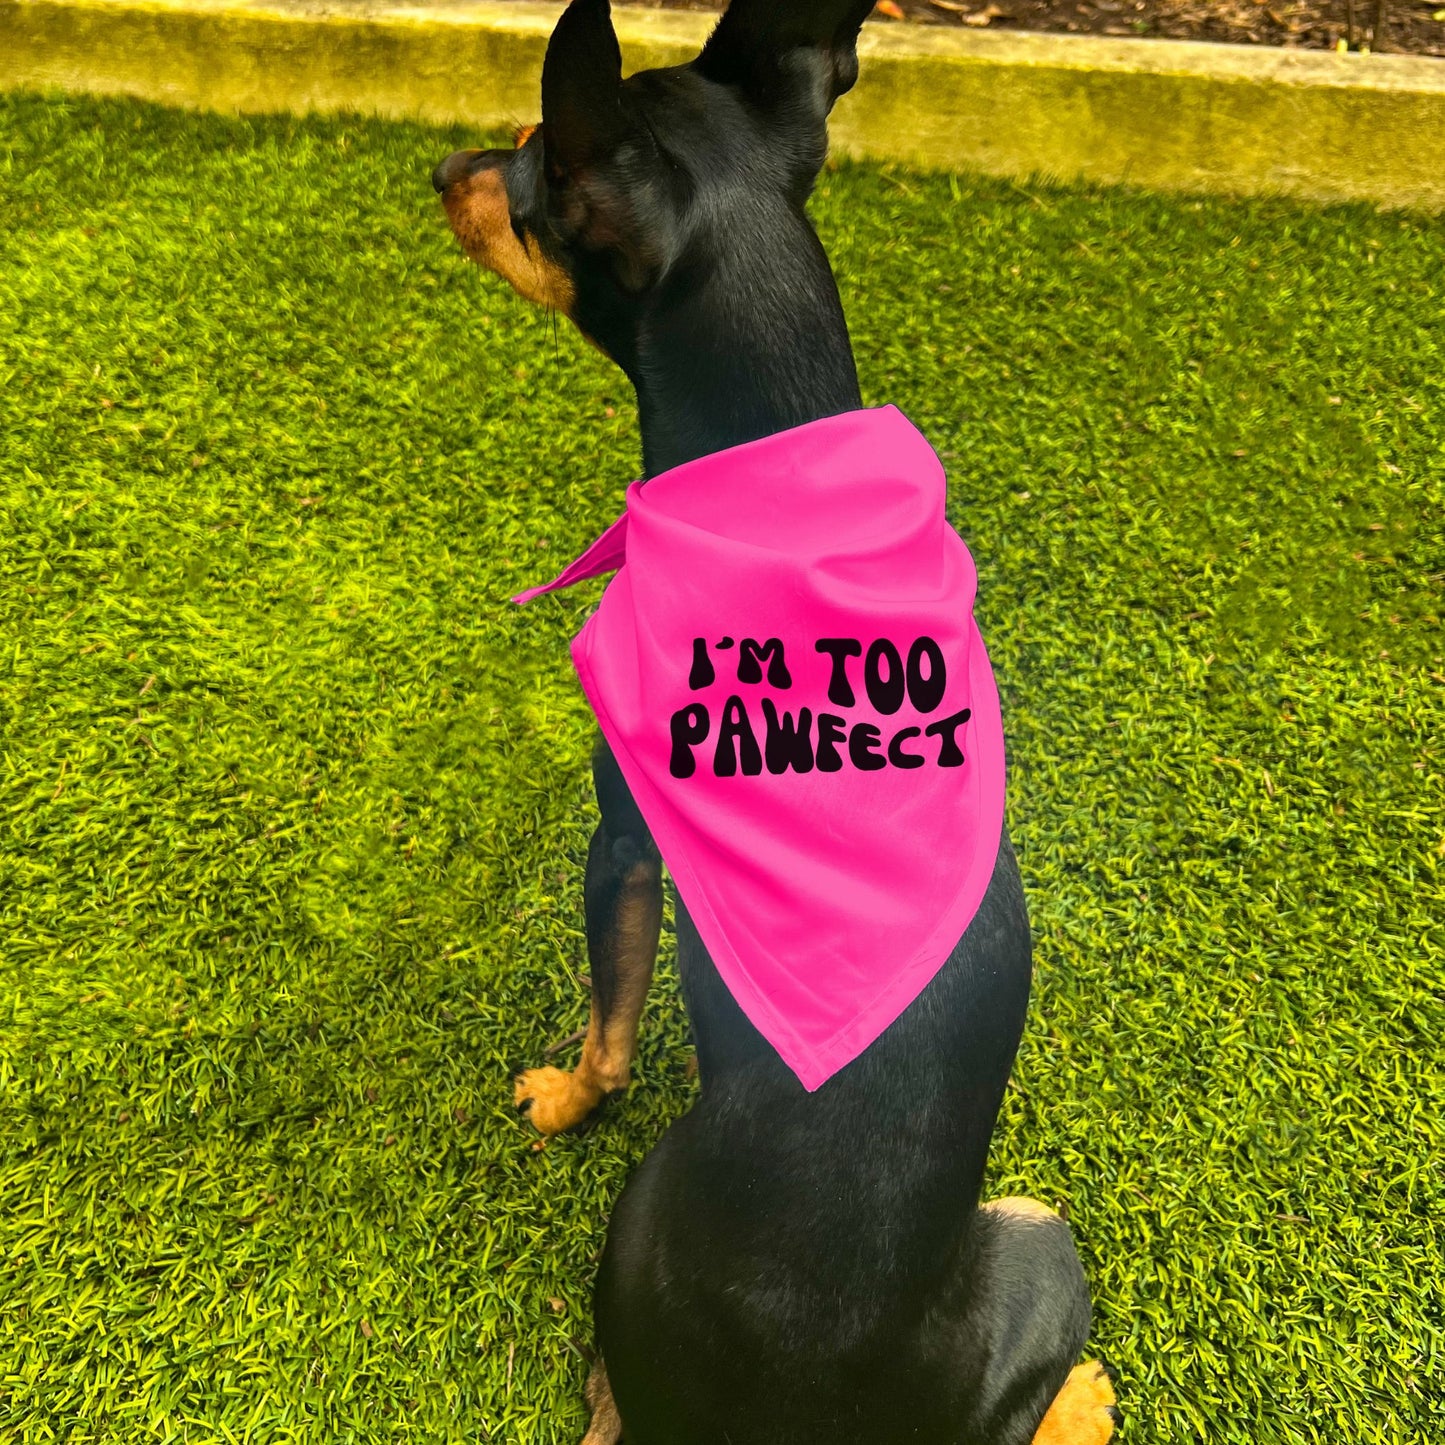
[4, 0, 1444, 209]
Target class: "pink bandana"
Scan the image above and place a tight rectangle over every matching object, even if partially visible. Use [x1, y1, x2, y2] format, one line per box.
[515, 406, 1005, 1091]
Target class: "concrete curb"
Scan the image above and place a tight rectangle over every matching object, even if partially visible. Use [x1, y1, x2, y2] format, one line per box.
[4, 0, 1445, 209]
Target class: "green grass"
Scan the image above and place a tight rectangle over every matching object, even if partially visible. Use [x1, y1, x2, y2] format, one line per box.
[1, 90, 1442, 1443]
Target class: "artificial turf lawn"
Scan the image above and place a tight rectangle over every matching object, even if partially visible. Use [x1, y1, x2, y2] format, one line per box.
[1, 88, 1442, 1443]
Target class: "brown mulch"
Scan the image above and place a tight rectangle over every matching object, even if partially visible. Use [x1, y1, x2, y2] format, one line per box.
[608, 0, 1445, 57]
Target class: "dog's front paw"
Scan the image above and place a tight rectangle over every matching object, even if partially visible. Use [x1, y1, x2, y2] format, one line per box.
[1032, 1361, 1119, 1445]
[515, 1066, 607, 1136]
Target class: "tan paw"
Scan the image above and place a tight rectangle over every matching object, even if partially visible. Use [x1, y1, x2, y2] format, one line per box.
[1032, 1361, 1119, 1445]
[580, 1359, 623, 1445]
[514, 1066, 606, 1136]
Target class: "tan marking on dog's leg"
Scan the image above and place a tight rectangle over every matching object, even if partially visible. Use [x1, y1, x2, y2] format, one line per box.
[580, 1359, 623, 1445]
[984, 1196, 1061, 1224]
[516, 858, 662, 1136]
[1032, 1361, 1119, 1445]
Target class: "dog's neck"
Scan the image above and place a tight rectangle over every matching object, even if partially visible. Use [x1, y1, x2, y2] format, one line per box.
[629, 225, 863, 477]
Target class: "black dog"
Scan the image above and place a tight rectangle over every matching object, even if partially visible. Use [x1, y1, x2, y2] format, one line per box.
[434, 3, 1118, 1440]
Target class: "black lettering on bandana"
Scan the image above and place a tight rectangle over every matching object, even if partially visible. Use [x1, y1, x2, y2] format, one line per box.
[848, 722, 887, 771]
[675, 637, 966, 778]
[815, 712, 848, 772]
[924, 707, 971, 767]
[906, 637, 947, 713]
[688, 637, 716, 690]
[762, 700, 814, 775]
[888, 727, 924, 769]
[715, 695, 763, 777]
[815, 639, 862, 706]
[864, 640, 906, 716]
[670, 704, 711, 778]
[737, 638, 792, 689]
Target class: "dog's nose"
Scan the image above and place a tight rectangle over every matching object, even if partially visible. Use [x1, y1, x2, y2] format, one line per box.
[432, 149, 487, 194]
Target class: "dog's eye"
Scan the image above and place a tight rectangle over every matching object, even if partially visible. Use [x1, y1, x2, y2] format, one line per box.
[513, 124, 538, 150]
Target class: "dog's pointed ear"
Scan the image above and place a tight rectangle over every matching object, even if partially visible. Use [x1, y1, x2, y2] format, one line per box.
[694, 0, 875, 113]
[538, 0, 674, 290]
[541, 0, 627, 177]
